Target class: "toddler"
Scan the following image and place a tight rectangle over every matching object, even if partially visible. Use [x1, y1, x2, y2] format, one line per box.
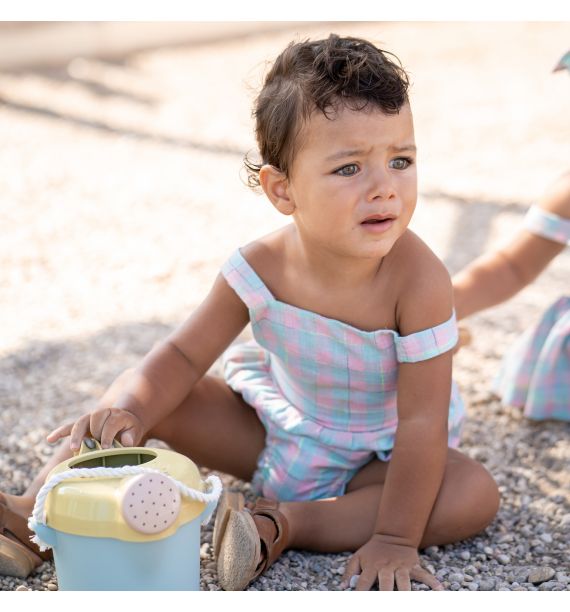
[0, 35, 499, 591]
[453, 172, 570, 420]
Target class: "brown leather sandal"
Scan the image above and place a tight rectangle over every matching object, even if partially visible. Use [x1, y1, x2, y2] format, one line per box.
[0, 493, 52, 578]
[214, 491, 289, 591]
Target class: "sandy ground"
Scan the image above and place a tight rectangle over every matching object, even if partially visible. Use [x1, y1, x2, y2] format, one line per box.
[0, 21, 569, 591]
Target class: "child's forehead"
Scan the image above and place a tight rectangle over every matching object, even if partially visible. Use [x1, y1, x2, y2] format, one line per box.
[299, 103, 415, 151]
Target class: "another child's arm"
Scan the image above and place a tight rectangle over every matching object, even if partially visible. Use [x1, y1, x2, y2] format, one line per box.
[342, 246, 453, 591]
[47, 272, 249, 450]
[453, 173, 570, 321]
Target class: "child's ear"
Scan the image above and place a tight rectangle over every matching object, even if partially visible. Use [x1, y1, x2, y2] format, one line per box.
[259, 165, 296, 215]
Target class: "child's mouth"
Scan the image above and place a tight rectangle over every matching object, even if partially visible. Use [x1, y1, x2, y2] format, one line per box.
[360, 215, 395, 232]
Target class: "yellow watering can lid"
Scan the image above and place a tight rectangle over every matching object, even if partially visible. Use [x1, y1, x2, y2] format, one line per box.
[40, 438, 213, 543]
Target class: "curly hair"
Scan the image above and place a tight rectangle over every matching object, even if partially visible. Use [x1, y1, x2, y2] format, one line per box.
[245, 34, 410, 189]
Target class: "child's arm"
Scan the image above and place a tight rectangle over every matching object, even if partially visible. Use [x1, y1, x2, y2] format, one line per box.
[343, 247, 452, 591]
[47, 272, 249, 450]
[453, 174, 570, 320]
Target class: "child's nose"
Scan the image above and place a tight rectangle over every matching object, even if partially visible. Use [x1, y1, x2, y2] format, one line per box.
[366, 167, 396, 201]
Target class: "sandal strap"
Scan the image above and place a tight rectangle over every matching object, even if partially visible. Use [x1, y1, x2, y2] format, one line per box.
[249, 498, 289, 576]
[0, 493, 52, 562]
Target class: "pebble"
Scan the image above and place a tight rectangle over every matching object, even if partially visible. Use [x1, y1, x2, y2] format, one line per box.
[459, 551, 471, 561]
[448, 572, 464, 583]
[200, 543, 210, 559]
[478, 579, 496, 591]
[46, 583, 58, 591]
[538, 581, 561, 591]
[497, 554, 510, 565]
[539, 533, 553, 544]
[15, 585, 30, 591]
[528, 567, 556, 584]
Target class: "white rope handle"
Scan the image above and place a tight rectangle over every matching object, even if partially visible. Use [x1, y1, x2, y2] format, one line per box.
[28, 465, 222, 543]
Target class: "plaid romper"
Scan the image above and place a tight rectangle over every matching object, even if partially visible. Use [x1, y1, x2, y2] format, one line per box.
[493, 206, 570, 421]
[221, 249, 464, 501]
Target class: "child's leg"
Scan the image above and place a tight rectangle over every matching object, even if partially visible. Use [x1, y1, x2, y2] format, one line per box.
[3, 372, 265, 522]
[280, 449, 499, 552]
[214, 448, 499, 590]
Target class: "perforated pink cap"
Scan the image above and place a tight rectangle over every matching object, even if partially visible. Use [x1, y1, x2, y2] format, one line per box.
[121, 473, 181, 534]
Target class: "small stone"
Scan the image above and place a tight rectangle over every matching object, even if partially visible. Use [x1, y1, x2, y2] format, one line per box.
[459, 551, 471, 561]
[528, 567, 555, 585]
[538, 581, 560, 591]
[46, 583, 58, 591]
[15, 585, 30, 591]
[478, 579, 495, 591]
[498, 534, 514, 544]
[483, 546, 494, 556]
[449, 582, 461, 591]
[200, 543, 210, 559]
[497, 554, 510, 565]
[560, 514, 570, 526]
[425, 545, 440, 557]
[555, 572, 569, 584]
[448, 572, 464, 583]
[539, 533, 553, 544]
[467, 582, 478, 591]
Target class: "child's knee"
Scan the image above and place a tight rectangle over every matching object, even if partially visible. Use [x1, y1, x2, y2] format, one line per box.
[456, 457, 500, 532]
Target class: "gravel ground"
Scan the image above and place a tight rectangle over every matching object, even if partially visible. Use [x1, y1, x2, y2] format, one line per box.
[1, 22, 569, 591]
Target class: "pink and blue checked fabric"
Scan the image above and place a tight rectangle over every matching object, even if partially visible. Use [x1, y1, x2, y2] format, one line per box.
[493, 297, 570, 421]
[221, 249, 465, 501]
[524, 206, 570, 245]
[494, 207, 569, 421]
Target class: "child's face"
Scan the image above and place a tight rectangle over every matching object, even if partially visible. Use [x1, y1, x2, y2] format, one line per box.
[285, 103, 417, 261]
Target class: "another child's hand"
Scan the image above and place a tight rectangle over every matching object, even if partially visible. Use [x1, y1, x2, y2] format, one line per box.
[340, 534, 443, 591]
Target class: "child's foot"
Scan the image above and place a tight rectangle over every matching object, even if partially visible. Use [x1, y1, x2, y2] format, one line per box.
[0, 492, 52, 578]
[213, 491, 289, 591]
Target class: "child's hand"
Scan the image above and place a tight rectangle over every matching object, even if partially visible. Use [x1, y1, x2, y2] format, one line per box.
[453, 324, 472, 355]
[47, 407, 145, 452]
[46, 368, 145, 451]
[340, 534, 443, 591]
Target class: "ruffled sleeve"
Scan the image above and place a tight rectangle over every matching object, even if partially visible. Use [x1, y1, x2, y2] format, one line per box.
[394, 311, 458, 363]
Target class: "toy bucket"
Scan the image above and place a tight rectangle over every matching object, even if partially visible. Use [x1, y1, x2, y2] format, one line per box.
[28, 438, 222, 591]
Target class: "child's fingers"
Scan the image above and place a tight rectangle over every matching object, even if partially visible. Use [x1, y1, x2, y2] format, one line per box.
[354, 569, 379, 591]
[118, 428, 137, 447]
[46, 422, 74, 443]
[395, 567, 411, 591]
[340, 555, 361, 588]
[410, 565, 443, 590]
[99, 411, 133, 448]
[88, 408, 112, 444]
[69, 413, 93, 451]
[377, 567, 395, 591]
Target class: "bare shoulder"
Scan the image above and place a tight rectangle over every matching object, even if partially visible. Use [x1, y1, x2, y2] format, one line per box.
[390, 231, 453, 335]
[540, 171, 570, 218]
[238, 225, 292, 279]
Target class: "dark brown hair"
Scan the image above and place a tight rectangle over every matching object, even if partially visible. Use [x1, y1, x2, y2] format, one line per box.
[245, 34, 410, 188]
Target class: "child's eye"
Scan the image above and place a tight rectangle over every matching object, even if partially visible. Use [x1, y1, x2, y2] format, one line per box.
[334, 164, 359, 177]
[389, 157, 413, 170]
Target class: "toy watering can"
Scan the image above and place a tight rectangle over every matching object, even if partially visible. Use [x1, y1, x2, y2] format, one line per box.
[28, 438, 222, 590]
